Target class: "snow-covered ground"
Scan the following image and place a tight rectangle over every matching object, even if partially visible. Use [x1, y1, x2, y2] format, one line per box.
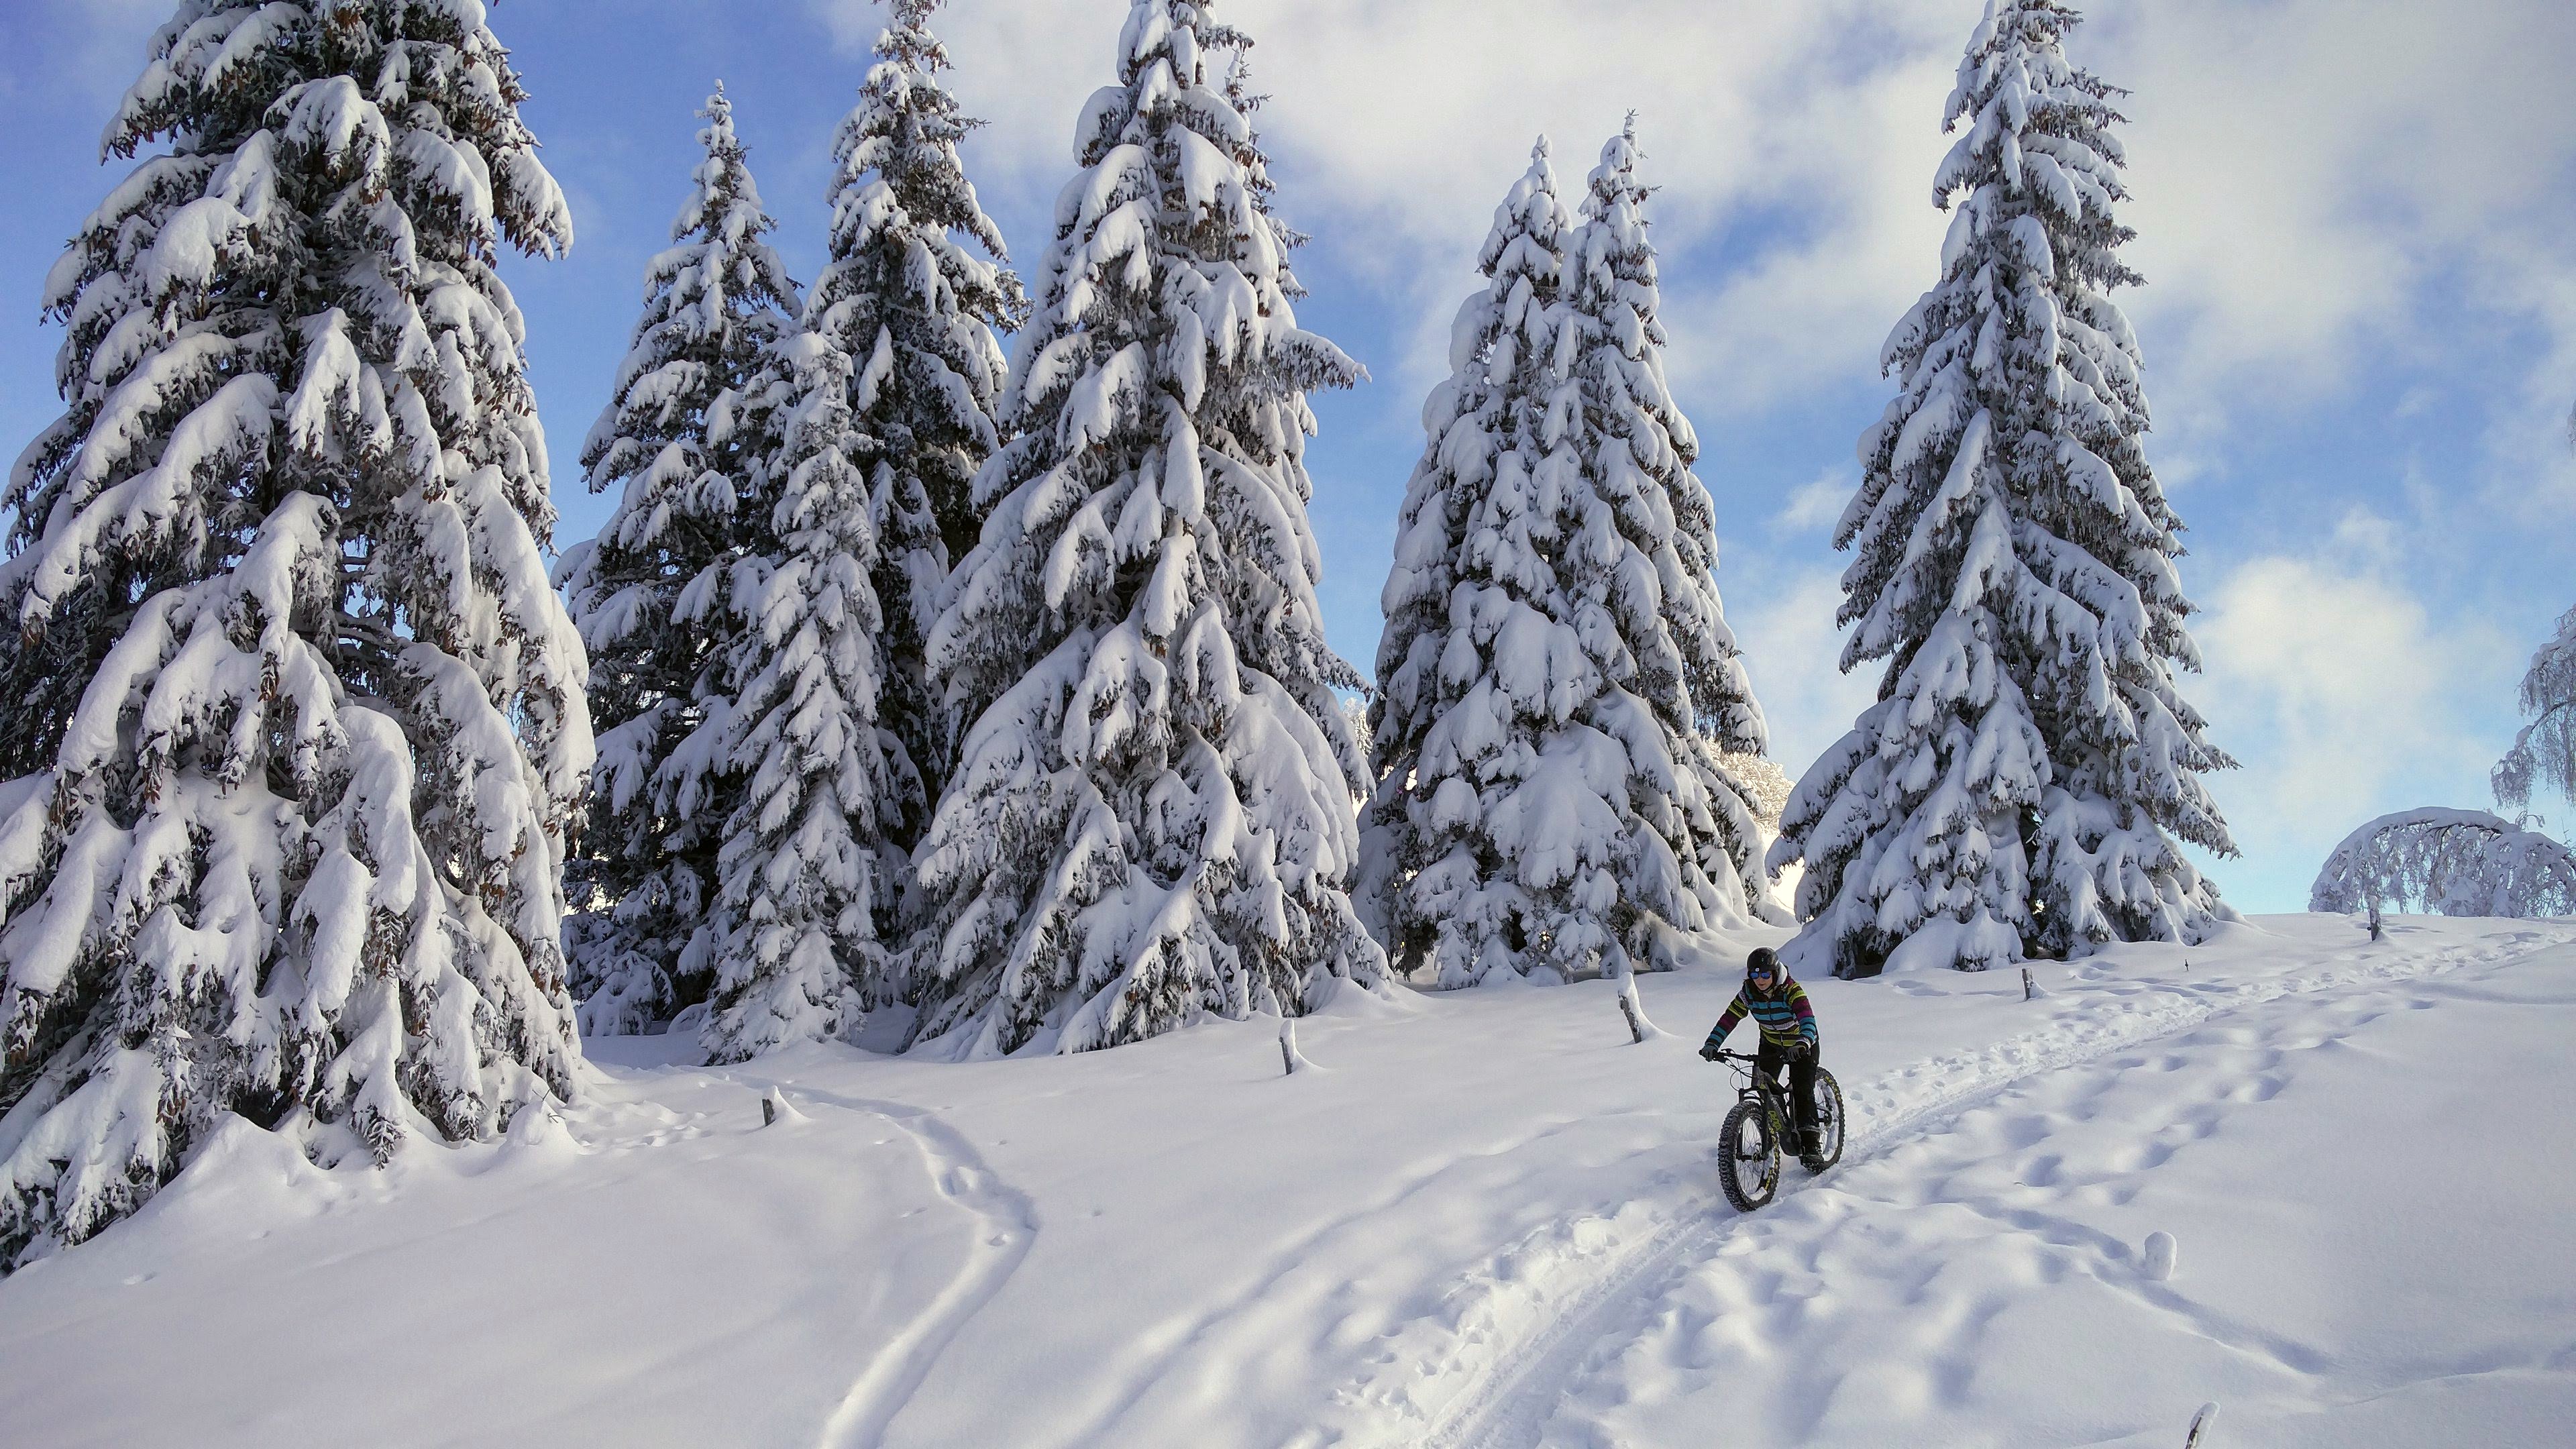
[1, 914, 2569, 1448]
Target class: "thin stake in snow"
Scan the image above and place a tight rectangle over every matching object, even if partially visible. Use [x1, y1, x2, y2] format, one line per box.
[2183, 1401, 2220, 1448]
[2022, 967, 2036, 1001]
[1617, 958, 1658, 1045]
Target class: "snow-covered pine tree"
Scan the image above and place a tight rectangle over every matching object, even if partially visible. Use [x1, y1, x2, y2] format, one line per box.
[810, 0, 1026, 855]
[0, 0, 589, 1266]
[1362, 139, 1580, 986]
[1549, 121, 1780, 936]
[2494, 604, 2576, 817]
[1769, 0, 2235, 979]
[696, 309, 898, 1065]
[910, 0, 1385, 1056]
[1363, 125, 1779, 989]
[559, 87, 800, 1038]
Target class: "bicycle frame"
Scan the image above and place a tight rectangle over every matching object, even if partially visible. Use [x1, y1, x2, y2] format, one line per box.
[1713, 1049, 1797, 1128]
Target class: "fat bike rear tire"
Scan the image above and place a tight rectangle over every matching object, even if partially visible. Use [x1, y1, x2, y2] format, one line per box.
[1718, 1098, 1780, 1212]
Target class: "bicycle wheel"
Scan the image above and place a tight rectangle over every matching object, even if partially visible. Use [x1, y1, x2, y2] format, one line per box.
[1717, 1098, 1780, 1212]
[1803, 1068, 1845, 1172]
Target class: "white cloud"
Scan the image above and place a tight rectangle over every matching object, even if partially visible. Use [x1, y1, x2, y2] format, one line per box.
[2098, 0, 2576, 445]
[2192, 553, 2521, 902]
[1774, 468, 1853, 535]
[1725, 562, 1875, 784]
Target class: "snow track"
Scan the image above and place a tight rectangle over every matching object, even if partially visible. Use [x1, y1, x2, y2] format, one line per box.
[806, 1094, 1040, 1449]
[1403, 928, 2554, 1449]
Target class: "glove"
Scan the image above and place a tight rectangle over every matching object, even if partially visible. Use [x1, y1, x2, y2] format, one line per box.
[1698, 1044, 1721, 1062]
[1790, 1040, 1815, 1061]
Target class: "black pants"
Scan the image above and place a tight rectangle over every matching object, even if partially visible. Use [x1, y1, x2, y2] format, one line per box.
[1756, 1040, 1819, 1143]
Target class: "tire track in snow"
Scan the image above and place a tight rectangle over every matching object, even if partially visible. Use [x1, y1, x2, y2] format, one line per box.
[1048, 1110, 1662, 1449]
[795, 1093, 1038, 1449]
[1405, 928, 2563, 1449]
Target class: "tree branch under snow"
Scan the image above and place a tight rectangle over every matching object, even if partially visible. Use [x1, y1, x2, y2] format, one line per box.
[2310, 808, 2576, 920]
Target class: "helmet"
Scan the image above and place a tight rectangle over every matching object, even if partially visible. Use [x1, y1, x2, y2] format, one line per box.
[1747, 947, 1781, 983]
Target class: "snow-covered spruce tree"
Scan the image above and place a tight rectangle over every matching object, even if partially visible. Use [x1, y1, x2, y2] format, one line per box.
[2494, 604, 2576, 818]
[0, 0, 589, 1266]
[1770, 0, 2235, 979]
[909, 0, 1385, 1057]
[1361, 140, 1574, 987]
[559, 87, 799, 1037]
[810, 0, 1026, 854]
[1365, 129, 1782, 988]
[1548, 121, 1780, 932]
[695, 315, 899, 1064]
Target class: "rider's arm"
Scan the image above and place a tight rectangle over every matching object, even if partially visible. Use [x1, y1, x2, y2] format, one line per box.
[1702, 993, 1746, 1055]
[1788, 982, 1817, 1049]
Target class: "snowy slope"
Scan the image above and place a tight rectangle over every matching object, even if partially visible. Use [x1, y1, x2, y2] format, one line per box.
[0, 916, 2569, 1448]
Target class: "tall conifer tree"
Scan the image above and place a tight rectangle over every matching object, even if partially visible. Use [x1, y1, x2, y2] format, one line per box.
[810, 0, 1026, 856]
[561, 87, 798, 1036]
[910, 0, 1385, 1056]
[1771, 1, 2235, 977]
[1364, 127, 1776, 989]
[696, 314, 896, 1064]
[0, 0, 589, 1265]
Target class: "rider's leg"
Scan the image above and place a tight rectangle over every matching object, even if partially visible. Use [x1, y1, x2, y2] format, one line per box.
[1788, 1051, 1821, 1149]
[1754, 1040, 1789, 1107]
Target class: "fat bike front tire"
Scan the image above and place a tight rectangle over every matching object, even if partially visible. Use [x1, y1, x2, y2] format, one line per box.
[1803, 1068, 1846, 1173]
[1717, 1099, 1780, 1212]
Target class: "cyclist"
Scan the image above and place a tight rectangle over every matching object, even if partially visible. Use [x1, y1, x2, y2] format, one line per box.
[1699, 947, 1823, 1161]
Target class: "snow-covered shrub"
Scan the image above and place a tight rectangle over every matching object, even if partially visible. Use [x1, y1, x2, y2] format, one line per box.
[812, 0, 1026, 855]
[2310, 808, 2576, 919]
[1362, 129, 1778, 989]
[908, 0, 1386, 1057]
[559, 87, 799, 1037]
[2493, 604, 2576, 818]
[1769, 0, 2236, 978]
[0, 0, 589, 1267]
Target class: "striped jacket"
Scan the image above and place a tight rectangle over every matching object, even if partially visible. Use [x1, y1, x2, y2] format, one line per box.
[1703, 978, 1817, 1053]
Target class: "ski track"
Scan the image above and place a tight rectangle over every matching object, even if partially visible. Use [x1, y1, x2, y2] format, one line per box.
[1045, 1110, 1663, 1449]
[792, 1091, 1040, 1449]
[1403, 929, 2559, 1449]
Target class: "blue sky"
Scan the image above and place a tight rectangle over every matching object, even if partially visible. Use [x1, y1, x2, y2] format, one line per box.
[2, 0, 2571, 914]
